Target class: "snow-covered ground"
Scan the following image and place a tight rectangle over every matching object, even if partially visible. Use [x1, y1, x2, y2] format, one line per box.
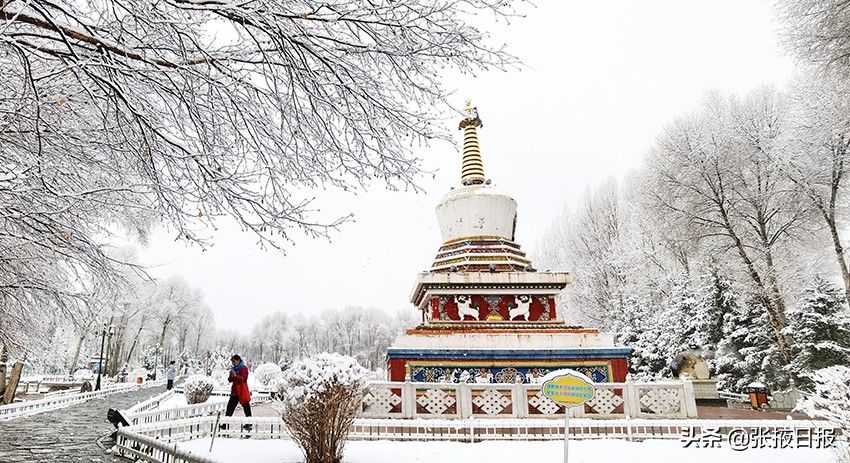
[178, 438, 838, 463]
[157, 393, 228, 410]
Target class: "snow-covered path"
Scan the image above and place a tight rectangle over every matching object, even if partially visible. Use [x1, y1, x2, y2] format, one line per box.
[180, 437, 839, 463]
[0, 386, 167, 462]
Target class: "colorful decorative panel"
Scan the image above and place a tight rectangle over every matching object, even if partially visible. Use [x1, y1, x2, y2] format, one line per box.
[430, 295, 555, 321]
[408, 362, 611, 384]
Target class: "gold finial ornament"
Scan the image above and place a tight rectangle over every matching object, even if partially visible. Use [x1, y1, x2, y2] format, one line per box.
[458, 99, 485, 186]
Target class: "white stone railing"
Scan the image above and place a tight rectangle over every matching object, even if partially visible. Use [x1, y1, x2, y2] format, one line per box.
[123, 390, 271, 426]
[0, 382, 139, 421]
[360, 378, 698, 420]
[126, 400, 229, 426]
[127, 390, 177, 414]
[116, 426, 221, 463]
[115, 413, 843, 463]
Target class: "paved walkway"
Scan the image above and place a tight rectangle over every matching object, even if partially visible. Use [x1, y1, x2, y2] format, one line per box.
[0, 386, 167, 462]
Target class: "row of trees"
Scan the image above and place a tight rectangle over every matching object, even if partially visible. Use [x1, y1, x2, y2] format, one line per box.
[537, 0, 850, 391]
[25, 265, 217, 376]
[215, 307, 417, 371]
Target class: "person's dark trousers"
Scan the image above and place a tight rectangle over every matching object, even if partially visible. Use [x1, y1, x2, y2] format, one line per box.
[166, 380, 174, 390]
[225, 395, 252, 417]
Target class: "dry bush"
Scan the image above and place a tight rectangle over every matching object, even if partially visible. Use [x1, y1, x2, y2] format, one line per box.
[274, 353, 368, 463]
[184, 374, 214, 405]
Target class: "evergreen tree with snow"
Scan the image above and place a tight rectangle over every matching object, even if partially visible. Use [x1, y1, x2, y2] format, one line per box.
[798, 366, 850, 462]
[714, 295, 786, 391]
[783, 276, 850, 390]
[611, 293, 666, 379]
[654, 277, 703, 374]
[699, 266, 738, 352]
[654, 274, 726, 377]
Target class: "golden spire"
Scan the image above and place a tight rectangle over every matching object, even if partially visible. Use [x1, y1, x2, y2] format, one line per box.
[458, 99, 485, 186]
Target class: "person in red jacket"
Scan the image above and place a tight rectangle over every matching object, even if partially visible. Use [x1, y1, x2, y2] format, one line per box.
[226, 354, 252, 418]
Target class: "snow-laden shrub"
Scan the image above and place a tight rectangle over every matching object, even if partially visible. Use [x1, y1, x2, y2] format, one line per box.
[211, 368, 230, 387]
[799, 366, 850, 462]
[274, 353, 369, 463]
[254, 362, 283, 387]
[184, 374, 214, 405]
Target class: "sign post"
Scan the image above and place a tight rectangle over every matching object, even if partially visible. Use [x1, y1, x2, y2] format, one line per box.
[541, 369, 596, 463]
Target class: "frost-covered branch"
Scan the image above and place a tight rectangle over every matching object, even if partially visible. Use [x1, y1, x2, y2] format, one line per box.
[0, 0, 524, 352]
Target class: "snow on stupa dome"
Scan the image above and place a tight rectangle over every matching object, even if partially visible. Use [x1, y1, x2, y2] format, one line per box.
[435, 183, 517, 243]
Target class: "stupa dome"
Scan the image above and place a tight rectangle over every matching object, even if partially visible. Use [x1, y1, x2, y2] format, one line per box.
[429, 101, 531, 273]
[435, 184, 517, 243]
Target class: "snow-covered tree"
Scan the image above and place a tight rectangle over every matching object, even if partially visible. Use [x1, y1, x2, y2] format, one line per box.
[798, 366, 850, 462]
[699, 266, 740, 355]
[253, 362, 283, 388]
[0, 0, 523, 356]
[778, 0, 850, 74]
[241, 306, 415, 371]
[645, 88, 805, 365]
[536, 179, 624, 326]
[780, 74, 850, 303]
[275, 353, 369, 463]
[611, 293, 665, 379]
[784, 277, 850, 389]
[714, 296, 786, 391]
[139, 344, 163, 379]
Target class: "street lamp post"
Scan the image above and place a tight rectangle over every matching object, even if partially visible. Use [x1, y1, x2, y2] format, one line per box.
[152, 344, 161, 381]
[95, 324, 115, 391]
[103, 326, 115, 382]
[95, 326, 107, 391]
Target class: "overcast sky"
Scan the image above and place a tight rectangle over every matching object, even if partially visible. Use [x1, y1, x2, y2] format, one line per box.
[136, 0, 797, 332]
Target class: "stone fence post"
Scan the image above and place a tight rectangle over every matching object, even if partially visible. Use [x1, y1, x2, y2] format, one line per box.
[681, 376, 698, 418]
[401, 381, 416, 418]
[513, 384, 528, 418]
[459, 383, 472, 418]
[624, 374, 640, 419]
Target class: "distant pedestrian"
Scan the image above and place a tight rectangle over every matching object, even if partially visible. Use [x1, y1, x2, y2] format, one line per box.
[226, 355, 252, 420]
[166, 361, 176, 390]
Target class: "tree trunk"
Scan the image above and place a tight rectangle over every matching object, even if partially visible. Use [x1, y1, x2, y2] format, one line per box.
[109, 326, 126, 376]
[0, 343, 7, 397]
[719, 207, 793, 364]
[2, 361, 23, 405]
[126, 314, 148, 364]
[826, 213, 850, 304]
[193, 329, 203, 356]
[158, 316, 171, 349]
[68, 331, 86, 375]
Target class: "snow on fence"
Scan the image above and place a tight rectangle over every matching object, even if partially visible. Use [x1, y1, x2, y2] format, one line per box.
[126, 400, 230, 426]
[0, 382, 139, 421]
[115, 428, 220, 463]
[123, 391, 271, 426]
[360, 378, 699, 420]
[115, 414, 844, 463]
[171, 385, 277, 397]
[127, 390, 178, 414]
[717, 390, 750, 403]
